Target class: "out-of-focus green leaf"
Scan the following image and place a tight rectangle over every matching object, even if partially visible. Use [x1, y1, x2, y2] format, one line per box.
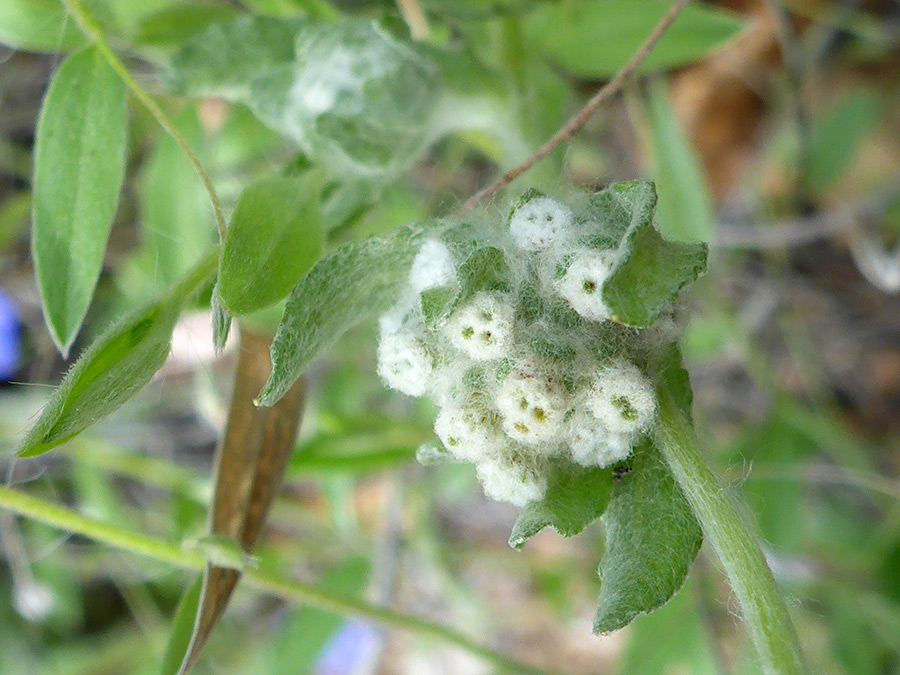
[167, 16, 307, 99]
[140, 109, 213, 291]
[211, 286, 231, 353]
[134, 5, 242, 48]
[594, 442, 702, 633]
[159, 576, 203, 675]
[267, 557, 370, 675]
[18, 251, 217, 457]
[618, 577, 718, 675]
[525, 0, 743, 78]
[32, 47, 128, 355]
[218, 174, 324, 315]
[586, 181, 708, 327]
[256, 224, 429, 406]
[0, 0, 86, 52]
[510, 460, 614, 549]
[0, 191, 30, 254]
[808, 89, 882, 193]
[644, 80, 713, 243]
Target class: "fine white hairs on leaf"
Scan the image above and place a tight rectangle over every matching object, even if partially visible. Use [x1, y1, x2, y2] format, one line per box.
[409, 239, 456, 293]
[434, 401, 505, 463]
[444, 291, 515, 360]
[377, 328, 433, 397]
[476, 453, 547, 507]
[495, 360, 568, 444]
[557, 249, 616, 322]
[587, 360, 657, 435]
[509, 196, 573, 251]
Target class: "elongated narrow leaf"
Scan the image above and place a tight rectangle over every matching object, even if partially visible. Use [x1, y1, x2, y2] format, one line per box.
[510, 460, 614, 549]
[33, 47, 128, 355]
[18, 251, 217, 457]
[256, 224, 428, 406]
[0, 0, 86, 52]
[644, 80, 713, 243]
[526, 0, 743, 78]
[593, 441, 702, 633]
[585, 181, 708, 327]
[179, 329, 306, 674]
[218, 174, 324, 316]
[160, 576, 203, 675]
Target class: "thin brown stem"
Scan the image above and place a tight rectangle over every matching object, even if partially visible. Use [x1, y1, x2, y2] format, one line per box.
[454, 0, 694, 215]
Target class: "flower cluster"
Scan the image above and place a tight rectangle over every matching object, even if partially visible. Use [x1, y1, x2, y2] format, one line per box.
[377, 193, 679, 506]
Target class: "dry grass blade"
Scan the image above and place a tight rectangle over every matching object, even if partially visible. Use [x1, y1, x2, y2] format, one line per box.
[178, 329, 306, 674]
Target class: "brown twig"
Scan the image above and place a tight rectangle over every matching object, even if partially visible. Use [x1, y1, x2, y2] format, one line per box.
[454, 0, 694, 216]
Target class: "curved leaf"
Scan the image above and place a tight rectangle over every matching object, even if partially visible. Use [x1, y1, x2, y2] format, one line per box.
[33, 46, 128, 354]
[0, 0, 86, 52]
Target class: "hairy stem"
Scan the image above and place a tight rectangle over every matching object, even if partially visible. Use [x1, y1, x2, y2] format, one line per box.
[455, 0, 693, 214]
[0, 485, 558, 675]
[652, 389, 806, 675]
[60, 0, 227, 241]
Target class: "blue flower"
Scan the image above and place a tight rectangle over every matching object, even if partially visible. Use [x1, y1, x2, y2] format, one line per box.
[0, 289, 21, 380]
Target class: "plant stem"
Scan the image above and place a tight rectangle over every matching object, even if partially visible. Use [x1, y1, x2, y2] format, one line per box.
[60, 0, 227, 242]
[455, 0, 693, 215]
[0, 485, 558, 675]
[652, 388, 806, 675]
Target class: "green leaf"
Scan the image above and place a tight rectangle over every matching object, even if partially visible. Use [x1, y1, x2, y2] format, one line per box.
[140, 109, 213, 292]
[18, 251, 217, 458]
[525, 0, 744, 78]
[420, 245, 511, 327]
[167, 15, 308, 99]
[509, 460, 614, 549]
[256, 224, 429, 406]
[0, 0, 86, 52]
[134, 5, 242, 48]
[218, 174, 324, 315]
[644, 80, 713, 243]
[586, 181, 708, 327]
[211, 286, 231, 354]
[160, 576, 203, 675]
[808, 89, 882, 193]
[32, 46, 128, 355]
[593, 441, 702, 633]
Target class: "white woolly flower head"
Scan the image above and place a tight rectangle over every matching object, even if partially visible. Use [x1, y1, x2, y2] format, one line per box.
[476, 452, 547, 507]
[509, 195, 573, 251]
[409, 239, 456, 293]
[377, 327, 434, 397]
[586, 359, 657, 435]
[557, 249, 616, 322]
[495, 358, 568, 444]
[568, 413, 634, 468]
[444, 291, 515, 360]
[434, 399, 506, 463]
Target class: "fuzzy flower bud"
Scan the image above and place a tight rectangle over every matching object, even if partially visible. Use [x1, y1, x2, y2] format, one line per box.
[444, 291, 515, 360]
[376, 326, 433, 397]
[509, 196, 573, 251]
[557, 249, 616, 322]
[476, 452, 547, 507]
[568, 414, 634, 468]
[409, 239, 456, 293]
[586, 360, 657, 436]
[434, 400, 505, 463]
[495, 360, 568, 444]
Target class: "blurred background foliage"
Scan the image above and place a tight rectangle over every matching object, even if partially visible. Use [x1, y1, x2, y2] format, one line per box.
[0, 0, 899, 673]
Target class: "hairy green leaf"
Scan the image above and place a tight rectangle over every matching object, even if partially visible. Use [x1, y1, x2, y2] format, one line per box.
[167, 15, 308, 99]
[256, 224, 429, 406]
[593, 441, 702, 633]
[134, 5, 242, 48]
[587, 181, 708, 327]
[644, 80, 713, 243]
[218, 174, 324, 316]
[509, 460, 614, 549]
[32, 47, 128, 355]
[526, 0, 743, 78]
[0, 0, 86, 52]
[18, 251, 217, 457]
[210, 286, 231, 354]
